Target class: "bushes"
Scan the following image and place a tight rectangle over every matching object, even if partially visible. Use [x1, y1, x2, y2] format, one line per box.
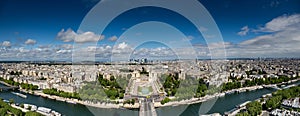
[163, 74, 180, 96]
[25, 111, 43, 116]
[246, 101, 262, 116]
[266, 96, 282, 109]
[222, 76, 296, 91]
[43, 88, 80, 99]
[265, 86, 300, 109]
[9, 99, 14, 104]
[78, 83, 108, 102]
[238, 85, 300, 115]
[9, 107, 23, 116]
[123, 99, 135, 105]
[98, 75, 125, 100]
[0, 108, 8, 116]
[195, 79, 208, 97]
[0, 98, 42, 116]
[161, 97, 171, 105]
[20, 103, 24, 108]
[20, 83, 39, 90]
[222, 82, 241, 91]
[0, 98, 23, 115]
[237, 101, 262, 116]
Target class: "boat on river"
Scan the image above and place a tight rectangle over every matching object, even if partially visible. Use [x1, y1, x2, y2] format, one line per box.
[66, 100, 77, 104]
[11, 92, 27, 98]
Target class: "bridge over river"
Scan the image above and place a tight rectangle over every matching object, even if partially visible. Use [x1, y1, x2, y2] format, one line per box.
[0, 81, 19, 91]
[139, 98, 157, 116]
[0, 86, 19, 91]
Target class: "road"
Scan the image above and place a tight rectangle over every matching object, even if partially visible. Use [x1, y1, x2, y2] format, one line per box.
[139, 98, 157, 116]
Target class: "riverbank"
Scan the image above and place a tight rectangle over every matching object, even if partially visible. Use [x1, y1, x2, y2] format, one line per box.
[226, 80, 299, 116]
[0, 81, 18, 87]
[19, 89, 121, 109]
[156, 86, 263, 108]
[154, 78, 300, 108]
[10, 103, 62, 116]
[30, 85, 261, 110]
[2, 78, 300, 110]
[0, 83, 279, 116]
[0, 80, 121, 109]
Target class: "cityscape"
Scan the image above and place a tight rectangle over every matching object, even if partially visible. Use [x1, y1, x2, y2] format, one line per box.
[0, 0, 300, 116]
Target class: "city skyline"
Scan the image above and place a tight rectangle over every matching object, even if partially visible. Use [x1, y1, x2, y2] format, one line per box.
[0, 0, 300, 61]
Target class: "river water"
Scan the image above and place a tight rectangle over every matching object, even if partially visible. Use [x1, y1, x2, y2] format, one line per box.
[0, 81, 278, 116]
[157, 89, 275, 116]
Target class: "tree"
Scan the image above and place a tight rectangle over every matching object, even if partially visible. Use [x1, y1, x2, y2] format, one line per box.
[25, 111, 42, 116]
[161, 97, 171, 105]
[0, 108, 8, 116]
[119, 93, 124, 99]
[9, 99, 14, 104]
[131, 99, 135, 105]
[20, 103, 24, 108]
[28, 106, 32, 110]
[236, 112, 250, 116]
[8, 108, 23, 116]
[196, 83, 208, 97]
[266, 96, 282, 109]
[246, 101, 262, 116]
[96, 75, 125, 100]
[171, 89, 177, 96]
[110, 76, 115, 81]
[163, 74, 181, 97]
[163, 81, 172, 88]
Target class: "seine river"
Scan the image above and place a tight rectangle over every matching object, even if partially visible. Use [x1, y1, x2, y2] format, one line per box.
[0, 82, 278, 116]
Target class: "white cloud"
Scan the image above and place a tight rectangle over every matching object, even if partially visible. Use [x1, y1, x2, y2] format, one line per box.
[229, 14, 300, 57]
[259, 14, 300, 32]
[108, 36, 118, 41]
[116, 42, 129, 49]
[56, 49, 71, 54]
[59, 44, 73, 50]
[0, 46, 62, 61]
[186, 14, 300, 58]
[2, 41, 11, 47]
[25, 39, 36, 45]
[132, 47, 175, 58]
[75, 31, 104, 43]
[2, 14, 300, 60]
[56, 28, 104, 43]
[0, 42, 130, 61]
[237, 26, 249, 36]
[38, 45, 52, 49]
[56, 29, 77, 42]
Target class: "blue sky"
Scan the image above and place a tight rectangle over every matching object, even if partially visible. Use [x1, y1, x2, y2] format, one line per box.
[0, 0, 300, 61]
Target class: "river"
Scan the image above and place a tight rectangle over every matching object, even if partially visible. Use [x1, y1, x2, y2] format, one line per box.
[0, 82, 280, 116]
[157, 88, 275, 116]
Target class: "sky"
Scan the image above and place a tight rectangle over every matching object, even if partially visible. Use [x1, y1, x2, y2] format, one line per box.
[0, 0, 300, 61]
